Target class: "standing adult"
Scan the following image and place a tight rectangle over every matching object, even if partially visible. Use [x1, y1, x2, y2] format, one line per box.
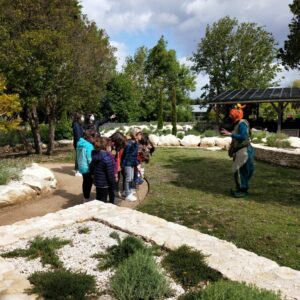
[85, 113, 116, 136]
[72, 113, 84, 176]
[221, 107, 255, 198]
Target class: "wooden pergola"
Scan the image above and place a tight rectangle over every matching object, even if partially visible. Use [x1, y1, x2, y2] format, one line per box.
[208, 88, 300, 132]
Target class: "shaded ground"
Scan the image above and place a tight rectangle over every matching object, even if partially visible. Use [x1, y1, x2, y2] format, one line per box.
[0, 163, 148, 226]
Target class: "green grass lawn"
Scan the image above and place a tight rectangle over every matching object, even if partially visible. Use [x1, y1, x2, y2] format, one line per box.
[138, 148, 300, 270]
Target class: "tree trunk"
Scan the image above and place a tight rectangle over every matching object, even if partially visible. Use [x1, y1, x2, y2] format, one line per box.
[157, 87, 163, 129]
[171, 86, 177, 136]
[47, 116, 55, 155]
[27, 106, 42, 154]
[17, 129, 32, 154]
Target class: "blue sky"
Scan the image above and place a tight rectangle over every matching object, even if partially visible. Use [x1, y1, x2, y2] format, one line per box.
[80, 0, 300, 98]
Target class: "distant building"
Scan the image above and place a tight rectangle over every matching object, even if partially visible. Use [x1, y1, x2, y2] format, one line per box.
[190, 105, 208, 121]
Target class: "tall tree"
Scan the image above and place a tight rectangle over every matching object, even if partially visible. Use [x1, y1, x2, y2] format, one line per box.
[191, 16, 279, 100]
[280, 0, 300, 70]
[0, 0, 116, 154]
[146, 37, 170, 129]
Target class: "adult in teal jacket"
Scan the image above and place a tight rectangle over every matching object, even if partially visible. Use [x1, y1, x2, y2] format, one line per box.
[77, 130, 95, 202]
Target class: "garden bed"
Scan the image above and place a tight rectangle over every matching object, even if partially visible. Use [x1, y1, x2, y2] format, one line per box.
[0, 201, 298, 299]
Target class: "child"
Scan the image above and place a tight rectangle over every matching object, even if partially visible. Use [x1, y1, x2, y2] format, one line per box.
[121, 127, 142, 201]
[110, 132, 127, 197]
[90, 137, 115, 204]
[76, 129, 95, 202]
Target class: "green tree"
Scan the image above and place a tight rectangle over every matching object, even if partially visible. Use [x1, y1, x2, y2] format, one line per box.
[0, 0, 116, 154]
[0, 75, 21, 132]
[280, 0, 300, 70]
[146, 36, 170, 129]
[191, 16, 279, 99]
[102, 74, 141, 122]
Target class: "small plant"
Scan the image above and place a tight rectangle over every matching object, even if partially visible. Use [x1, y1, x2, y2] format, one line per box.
[186, 129, 201, 136]
[177, 132, 185, 139]
[266, 133, 291, 148]
[92, 232, 151, 270]
[111, 251, 172, 300]
[180, 280, 281, 300]
[251, 130, 267, 143]
[28, 269, 97, 300]
[78, 226, 90, 234]
[202, 129, 219, 137]
[162, 245, 222, 289]
[1, 236, 70, 268]
[0, 159, 26, 185]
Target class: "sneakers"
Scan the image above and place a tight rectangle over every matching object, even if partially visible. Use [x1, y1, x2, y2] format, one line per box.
[230, 188, 248, 198]
[125, 193, 137, 202]
[135, 177, 144, 185]
[75, 171, 82, 177]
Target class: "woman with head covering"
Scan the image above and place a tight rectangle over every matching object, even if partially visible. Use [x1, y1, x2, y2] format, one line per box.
[221, 106, 255, 198]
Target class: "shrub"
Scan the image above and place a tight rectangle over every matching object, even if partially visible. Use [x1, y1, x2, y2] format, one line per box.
[179, 280, 281, 300]
[92, 232, 151, 270]
[177, 132, 185, 139]
[78, 226, 90, 234]
[28, 269, 97, 300]
[0, 159, 26, 185]
[202, 129, 219, 137]
[186, 129, 201, 136]
[251, 130, 267, 142]
[1, 236, 70, 268]
[39, 123, 49, 143]
[162, 245, 222, 289]
[266, 133, 291, 148]
[55, 111, 73, 140]
[111, 251, 172, 300]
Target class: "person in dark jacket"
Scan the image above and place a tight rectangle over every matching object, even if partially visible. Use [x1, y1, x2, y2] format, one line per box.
[90, 137, 115, 204]
[72, 113, 85, 176]
[121, 127, 143, 201]
[84, 113, 116, 136]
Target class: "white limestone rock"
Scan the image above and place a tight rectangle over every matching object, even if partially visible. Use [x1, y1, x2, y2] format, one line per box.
[200, 137, 216, 147]
[215, 137, 231, 149]
[180, 135, 201, 147]
[288, 136, 300, 148]
[182, 124, 193, 131]
[148, 134, 160, 146]
[0, 182, 35, 208]
[56, 139, 73, 147]
[157, 135, 180, 146]
[21, 164, 56, 192]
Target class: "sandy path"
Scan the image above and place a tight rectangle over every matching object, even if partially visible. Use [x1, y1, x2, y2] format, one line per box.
[0, 163, 148, 226]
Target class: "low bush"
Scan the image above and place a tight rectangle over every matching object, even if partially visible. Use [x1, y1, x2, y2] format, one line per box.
[201, 129, 219, 137]
[1, 236, 70, 268]
[162, 245, 222, 289]
[93, 232, 151, 270]
[39, 123, 49, 143]
[251, 130, 268, 144]
[0, 159, 26, 185]
[178, 280, 281, 300]
[266, 133, 291, 148]
[78, 226, 90, 234]
[55, 112, 73, 140]
[110, 250, 172, 300]
[177, 132, 185, 139]
[186, 129, 201, 136]
[28, 269, 97, 300]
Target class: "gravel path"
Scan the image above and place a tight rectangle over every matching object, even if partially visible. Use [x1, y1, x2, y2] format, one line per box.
[0, 220, 184, 299]
[0, 163, 148, 226]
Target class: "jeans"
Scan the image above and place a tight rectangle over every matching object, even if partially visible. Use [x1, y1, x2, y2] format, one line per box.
[123, 166, 134, 196]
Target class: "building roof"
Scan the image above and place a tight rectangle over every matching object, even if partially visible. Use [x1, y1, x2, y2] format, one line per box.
[208, 88, 300, 104]
[190, 105, 208, 113]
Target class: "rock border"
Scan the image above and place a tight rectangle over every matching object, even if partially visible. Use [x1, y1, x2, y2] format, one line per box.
[0, 201, 299, 299]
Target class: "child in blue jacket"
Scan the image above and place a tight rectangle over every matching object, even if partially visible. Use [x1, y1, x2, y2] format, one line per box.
[76, 130, 95, 202]
[90, 137, 116, 204]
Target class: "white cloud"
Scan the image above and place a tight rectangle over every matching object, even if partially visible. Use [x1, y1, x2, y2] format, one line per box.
[276, 68, 300, 87]
[110, 41, 129, 71]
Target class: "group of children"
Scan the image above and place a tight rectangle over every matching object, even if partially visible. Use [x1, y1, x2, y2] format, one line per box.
[75, 125, 154, 204]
